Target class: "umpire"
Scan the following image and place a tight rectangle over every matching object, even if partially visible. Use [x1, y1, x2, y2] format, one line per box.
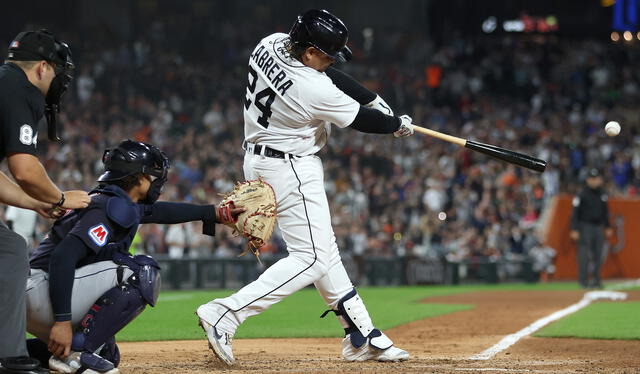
[0, 30, 90, 372]
[570, 168, 612, 289]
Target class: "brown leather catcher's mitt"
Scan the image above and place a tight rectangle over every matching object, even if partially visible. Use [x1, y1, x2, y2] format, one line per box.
[219, 178, 277, 261]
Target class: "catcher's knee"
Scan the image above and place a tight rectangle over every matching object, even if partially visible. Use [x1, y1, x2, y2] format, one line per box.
[73, 255, 160, 354]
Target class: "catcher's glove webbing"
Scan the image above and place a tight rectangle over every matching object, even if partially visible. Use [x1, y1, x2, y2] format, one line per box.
[219, 178, 277, 262]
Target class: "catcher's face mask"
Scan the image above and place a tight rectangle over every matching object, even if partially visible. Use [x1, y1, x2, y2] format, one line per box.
[44, 52, 74, 141]
[140, 149, 169, 205]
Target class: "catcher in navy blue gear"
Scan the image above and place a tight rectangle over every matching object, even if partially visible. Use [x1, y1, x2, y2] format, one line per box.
[23, 140, 243, 374]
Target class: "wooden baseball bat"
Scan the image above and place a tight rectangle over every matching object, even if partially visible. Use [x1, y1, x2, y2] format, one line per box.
[412, 125, 547, 172]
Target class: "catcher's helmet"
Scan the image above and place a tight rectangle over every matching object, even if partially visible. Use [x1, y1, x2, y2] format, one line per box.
[98, 140, 169, 183]
[289, 9, 352, 62]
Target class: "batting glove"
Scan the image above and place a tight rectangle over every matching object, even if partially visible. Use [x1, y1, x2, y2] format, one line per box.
[365, 95, 394, 116]
[394, 115, 414, 138]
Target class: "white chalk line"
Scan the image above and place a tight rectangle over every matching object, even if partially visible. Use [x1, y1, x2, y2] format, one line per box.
[454, 368, 538, 372]
[468, 290, 627, 360]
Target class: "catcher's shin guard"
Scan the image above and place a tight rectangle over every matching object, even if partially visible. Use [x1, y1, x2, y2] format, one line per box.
[72, 259, 160, 357]
[72, 285, 145, 354]
[322, 288, 393, 350]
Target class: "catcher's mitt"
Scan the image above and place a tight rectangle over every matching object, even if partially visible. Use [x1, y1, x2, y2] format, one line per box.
[219, 178, 277, 262]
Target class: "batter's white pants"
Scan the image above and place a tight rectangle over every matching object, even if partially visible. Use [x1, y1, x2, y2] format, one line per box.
[210, 148, 356, 333]
[25, 261, 133, 342]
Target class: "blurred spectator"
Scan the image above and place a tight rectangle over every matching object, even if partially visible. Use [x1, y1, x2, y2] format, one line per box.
[4, 206, 37, 249]
[166, 223, 188, 259]
[529, 240, 557, 282]
[7, 13, 639, 264]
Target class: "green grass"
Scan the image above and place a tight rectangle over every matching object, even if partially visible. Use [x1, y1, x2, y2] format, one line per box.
[116, 282, 582, 342]
[535, 301, 640, 340]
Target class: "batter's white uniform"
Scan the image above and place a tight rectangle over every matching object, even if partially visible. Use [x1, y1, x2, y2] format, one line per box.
[205, 33, 371, 333]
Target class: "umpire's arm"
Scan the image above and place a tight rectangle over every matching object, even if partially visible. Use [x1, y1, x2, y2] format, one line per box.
[8, 153, 64, 204]
[0, 169, 51, 211]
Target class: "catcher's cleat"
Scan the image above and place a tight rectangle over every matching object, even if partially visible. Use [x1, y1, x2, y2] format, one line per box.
[197, 307, 235, 366]
[48, 351, 119, 373]
[341, 335, 409, 362]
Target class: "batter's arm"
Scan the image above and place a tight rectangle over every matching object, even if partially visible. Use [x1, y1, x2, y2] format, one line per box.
[325, 67, 377, 104]
[348, 106, 401, 134]
[326, 67, 397, 121]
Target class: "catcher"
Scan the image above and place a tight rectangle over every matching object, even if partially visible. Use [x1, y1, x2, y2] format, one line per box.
[24, 140, 244, 374]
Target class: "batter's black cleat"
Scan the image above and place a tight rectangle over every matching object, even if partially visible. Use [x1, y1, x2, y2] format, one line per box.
[0, 356, 49, 374]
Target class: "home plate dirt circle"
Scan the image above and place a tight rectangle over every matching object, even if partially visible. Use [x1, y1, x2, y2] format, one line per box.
[118, 290, 640, 373]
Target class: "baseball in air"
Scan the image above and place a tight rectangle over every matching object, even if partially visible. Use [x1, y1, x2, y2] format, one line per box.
[605, 121, 621, 136]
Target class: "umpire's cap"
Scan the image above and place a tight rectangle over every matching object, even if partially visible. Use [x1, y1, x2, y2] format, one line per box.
[587, 168, 601, 178]
[7, 29, 72, 67]
[289, 9, 352, 62]
[98, 140, 169, 182]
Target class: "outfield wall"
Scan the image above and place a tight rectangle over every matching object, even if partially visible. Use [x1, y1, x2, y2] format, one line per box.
[544, 194, 640, 279]
[155, 256, 536, 289]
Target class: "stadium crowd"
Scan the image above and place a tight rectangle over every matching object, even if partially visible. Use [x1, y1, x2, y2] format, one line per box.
[3, 16, 638, 269]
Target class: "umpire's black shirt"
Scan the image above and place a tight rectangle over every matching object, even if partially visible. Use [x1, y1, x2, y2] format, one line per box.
[0, 62, 44, 163]
[570, 187, 610, 230]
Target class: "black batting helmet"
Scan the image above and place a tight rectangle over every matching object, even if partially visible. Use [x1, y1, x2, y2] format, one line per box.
[289, 9, 352, 62]
[98, 140, 169, 183]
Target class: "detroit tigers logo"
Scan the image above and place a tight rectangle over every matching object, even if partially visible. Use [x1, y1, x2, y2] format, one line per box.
[88, 224, 109, 246]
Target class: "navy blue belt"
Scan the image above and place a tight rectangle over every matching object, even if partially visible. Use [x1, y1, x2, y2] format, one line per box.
[252, 144, 286, 159]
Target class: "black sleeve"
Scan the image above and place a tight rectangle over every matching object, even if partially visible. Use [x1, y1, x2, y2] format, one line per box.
[325, 67, 377, 105]
[48, 235, 90, 322]
[348, 106, 401, 134]
[570, 193, 582, 230]
[4, 87, 44, 156]
[140, 202, 216, 236]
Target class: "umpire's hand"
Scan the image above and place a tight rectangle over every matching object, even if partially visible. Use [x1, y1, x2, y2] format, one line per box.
[49, 321, 72, 358]
[569, 230, 579, 241]
[61, 190, 91, 209]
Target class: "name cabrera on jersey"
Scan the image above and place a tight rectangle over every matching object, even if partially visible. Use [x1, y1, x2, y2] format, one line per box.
[244, 33, 360, 156]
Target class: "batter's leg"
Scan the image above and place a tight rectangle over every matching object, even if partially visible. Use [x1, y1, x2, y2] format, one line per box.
[197, 155, 336, 365]
[314, 231, 409, 362]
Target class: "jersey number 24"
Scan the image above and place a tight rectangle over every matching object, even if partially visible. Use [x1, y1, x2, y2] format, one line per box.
[245, 66, 276, 128]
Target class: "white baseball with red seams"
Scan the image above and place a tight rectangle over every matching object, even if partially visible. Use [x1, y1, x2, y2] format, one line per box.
[605, 121, 620, 136]
[196, 32, 407, 363]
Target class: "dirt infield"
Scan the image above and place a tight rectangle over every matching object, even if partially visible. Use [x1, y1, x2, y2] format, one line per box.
[118, 289, 640, 373]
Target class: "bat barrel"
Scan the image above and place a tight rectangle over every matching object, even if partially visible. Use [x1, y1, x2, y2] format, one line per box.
[465, 140, 546, 172]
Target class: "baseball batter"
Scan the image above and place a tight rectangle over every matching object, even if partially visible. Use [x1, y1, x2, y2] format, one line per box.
[197, 9, 414, 365]
[24, 140, 242, 374]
